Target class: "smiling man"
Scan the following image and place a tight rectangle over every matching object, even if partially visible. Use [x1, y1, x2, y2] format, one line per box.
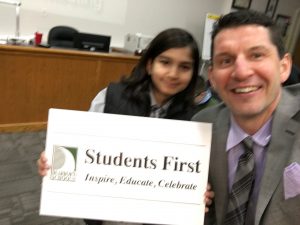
[193, 10, 300, 225]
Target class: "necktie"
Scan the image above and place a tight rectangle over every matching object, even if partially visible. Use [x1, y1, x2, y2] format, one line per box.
[224, 137, 255, 225]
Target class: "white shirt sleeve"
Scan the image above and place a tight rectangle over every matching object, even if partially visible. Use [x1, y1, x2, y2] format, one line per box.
[88, 88, 107, 112]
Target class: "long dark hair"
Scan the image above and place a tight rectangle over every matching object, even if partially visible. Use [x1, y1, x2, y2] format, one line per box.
[121, 28, 200, 108]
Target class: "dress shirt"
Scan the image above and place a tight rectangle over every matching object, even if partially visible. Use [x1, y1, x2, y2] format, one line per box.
[226, 115, 272, 225]
[89, 88, 107, 112]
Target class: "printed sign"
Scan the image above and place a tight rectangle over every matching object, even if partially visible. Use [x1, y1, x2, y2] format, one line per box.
[40, 109, 212, 225]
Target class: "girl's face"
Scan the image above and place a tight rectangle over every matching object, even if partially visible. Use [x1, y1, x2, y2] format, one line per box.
[147, 47, 194, 105]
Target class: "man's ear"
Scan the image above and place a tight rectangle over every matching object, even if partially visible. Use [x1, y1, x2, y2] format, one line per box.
[208, 66, 216, 90]
[279, 53, 292, 83]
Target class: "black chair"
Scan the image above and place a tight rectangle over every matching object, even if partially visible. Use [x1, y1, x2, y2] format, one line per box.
[48, 26, 79, 48]
[74, 32, 111, 53]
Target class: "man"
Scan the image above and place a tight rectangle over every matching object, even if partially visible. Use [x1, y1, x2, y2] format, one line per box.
[193, 10, 300, 225]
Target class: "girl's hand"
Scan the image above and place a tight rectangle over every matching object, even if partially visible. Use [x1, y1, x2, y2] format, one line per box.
[204, 183, 215, 212]
[37, 151, 50, 176]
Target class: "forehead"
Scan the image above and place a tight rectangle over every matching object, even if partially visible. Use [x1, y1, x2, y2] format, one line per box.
[158, 47, 193, 61]
[213, 25, 273, 52]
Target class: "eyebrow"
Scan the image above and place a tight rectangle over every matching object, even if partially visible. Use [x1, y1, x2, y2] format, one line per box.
[213, 52, 232, 59]
[214, 45, 269, 57]
[157, 55, 194, 64]
[249, 46, 269, 52]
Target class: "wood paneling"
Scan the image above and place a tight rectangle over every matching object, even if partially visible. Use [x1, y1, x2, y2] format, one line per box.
[0, 45, 139, 132]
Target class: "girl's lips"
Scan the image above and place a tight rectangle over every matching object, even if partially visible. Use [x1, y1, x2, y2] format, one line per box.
[165, 82, 180, 88]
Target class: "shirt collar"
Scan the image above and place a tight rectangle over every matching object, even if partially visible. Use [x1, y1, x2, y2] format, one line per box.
[149, 86, 173, 111]
[227, 115, 272, 151]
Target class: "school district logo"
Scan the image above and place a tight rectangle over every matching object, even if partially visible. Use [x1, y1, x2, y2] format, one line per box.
[50, 145, 78, 182]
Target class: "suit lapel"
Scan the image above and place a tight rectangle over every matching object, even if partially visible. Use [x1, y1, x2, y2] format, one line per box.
[255, 89, 300, 224]
[210, 108, 230, 224]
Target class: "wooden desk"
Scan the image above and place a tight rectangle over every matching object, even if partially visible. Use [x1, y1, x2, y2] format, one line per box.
[0, 45, 139, 132]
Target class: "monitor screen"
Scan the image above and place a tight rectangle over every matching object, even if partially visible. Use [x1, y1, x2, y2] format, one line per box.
[74, 32, 111, 53]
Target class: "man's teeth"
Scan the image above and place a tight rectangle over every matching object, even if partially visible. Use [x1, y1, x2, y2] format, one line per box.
[234, 86, 258, 93]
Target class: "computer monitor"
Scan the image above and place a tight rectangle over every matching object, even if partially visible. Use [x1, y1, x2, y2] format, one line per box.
[74, 32, 111, 53]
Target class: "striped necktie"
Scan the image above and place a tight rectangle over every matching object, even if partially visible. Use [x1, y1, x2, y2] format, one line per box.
[224, 137, 255, 225]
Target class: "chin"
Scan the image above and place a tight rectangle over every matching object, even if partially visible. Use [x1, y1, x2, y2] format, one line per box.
[231, 105, 260, 117]
[237, 108, 267, 119]
[162, 89, 179, 97]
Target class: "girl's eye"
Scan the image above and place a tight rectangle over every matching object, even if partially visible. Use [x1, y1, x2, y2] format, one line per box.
[160, 60, 169, 65]
[180, 65, 192, 71]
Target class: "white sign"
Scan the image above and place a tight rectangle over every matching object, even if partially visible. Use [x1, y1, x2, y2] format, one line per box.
[40, 108, 212, 225]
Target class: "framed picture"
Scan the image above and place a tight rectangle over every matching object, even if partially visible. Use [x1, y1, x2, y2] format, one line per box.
[265, 0, 279, 18]
[232, 0, 252, 9]
[275, 14, 291, 37]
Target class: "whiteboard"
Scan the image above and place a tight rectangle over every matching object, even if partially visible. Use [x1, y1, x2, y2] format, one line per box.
[201, 13, 220, 61]
[22, 0, 128, 25]
[0, 0, 20, 5]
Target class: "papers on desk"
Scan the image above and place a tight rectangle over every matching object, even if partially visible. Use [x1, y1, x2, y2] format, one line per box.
[40, 108, 212, 225]
[0, 35, 34, 45]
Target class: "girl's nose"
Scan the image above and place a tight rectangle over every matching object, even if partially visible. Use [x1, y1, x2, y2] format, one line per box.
[167, 65, 179, 78]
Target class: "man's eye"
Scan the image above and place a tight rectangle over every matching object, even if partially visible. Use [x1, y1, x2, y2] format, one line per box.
[223, 58, 231, 64]
[251, 52, 263, 59]
[217, 58, 233, 67]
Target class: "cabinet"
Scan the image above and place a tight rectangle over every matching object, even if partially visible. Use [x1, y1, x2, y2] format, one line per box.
[0, 45, 139, 132]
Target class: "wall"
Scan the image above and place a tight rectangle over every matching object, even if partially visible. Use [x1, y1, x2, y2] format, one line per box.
[1, 0, 300, 50]
[250, 0, 300, 58]
[0, 0, 232, 50]
[250, 0, 300, 20]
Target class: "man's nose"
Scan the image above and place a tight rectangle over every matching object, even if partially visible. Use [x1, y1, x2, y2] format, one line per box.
[231, 56, 253, 80]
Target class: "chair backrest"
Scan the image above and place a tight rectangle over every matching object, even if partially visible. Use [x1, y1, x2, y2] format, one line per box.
[73, 32, 111, 52]
[48, 26, 78, 48]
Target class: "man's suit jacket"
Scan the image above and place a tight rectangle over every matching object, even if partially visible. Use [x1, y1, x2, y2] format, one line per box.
[192, 84, 300, 225]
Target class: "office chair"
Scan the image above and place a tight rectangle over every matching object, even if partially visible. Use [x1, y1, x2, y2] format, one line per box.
[48, 26, 79, 48]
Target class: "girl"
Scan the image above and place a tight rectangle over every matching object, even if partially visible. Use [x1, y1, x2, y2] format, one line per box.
[89, 27, 200, 120]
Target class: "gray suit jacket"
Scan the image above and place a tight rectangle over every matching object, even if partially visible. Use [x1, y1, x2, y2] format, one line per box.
[192, 84, 300, 225]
